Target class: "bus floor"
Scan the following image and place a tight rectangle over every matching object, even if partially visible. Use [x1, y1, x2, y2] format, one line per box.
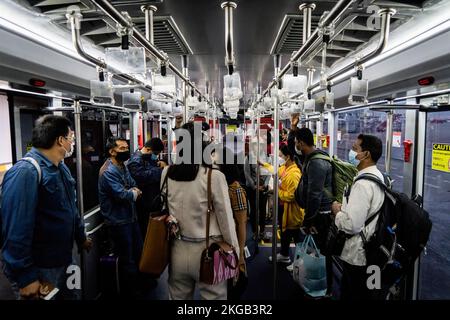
[140, 224, 342, 300]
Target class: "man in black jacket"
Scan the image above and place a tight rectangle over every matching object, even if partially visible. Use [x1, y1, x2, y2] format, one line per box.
[293, 127, 334, 296]
[127, 138, 167, 238]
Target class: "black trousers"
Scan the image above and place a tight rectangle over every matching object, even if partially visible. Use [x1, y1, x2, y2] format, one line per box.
[280, 229, 302, 256]
[310, 213, 333, 294]
[247, 187, 268, 234]
[341, 262, 372, 300]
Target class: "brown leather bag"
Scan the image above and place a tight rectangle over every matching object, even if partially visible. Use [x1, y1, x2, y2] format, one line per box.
[139, 174, 170, 277]
[199, 168, 239, 285]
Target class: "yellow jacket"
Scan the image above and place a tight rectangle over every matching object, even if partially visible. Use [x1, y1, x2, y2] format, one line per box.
[263, 162, 304, 231]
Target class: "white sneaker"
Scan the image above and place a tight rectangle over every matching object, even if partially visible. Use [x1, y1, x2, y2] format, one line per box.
[286, 263, 294, 272]
[268, 253, 291, 264]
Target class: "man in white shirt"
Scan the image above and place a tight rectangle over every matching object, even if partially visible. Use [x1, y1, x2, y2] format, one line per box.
[331, 134, 385, 300]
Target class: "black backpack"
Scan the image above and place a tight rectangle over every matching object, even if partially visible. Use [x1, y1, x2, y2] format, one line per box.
[356, 174, 432, 278]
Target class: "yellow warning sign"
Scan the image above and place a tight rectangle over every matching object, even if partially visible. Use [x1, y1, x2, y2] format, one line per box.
[432, 143, 450, 173]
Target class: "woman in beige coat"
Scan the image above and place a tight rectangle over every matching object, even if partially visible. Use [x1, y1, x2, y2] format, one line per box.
[161, 123, 239, 300]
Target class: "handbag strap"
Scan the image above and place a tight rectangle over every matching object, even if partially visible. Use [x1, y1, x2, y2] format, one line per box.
[205, 167, 213, 250]
[161, 168, 170, 210]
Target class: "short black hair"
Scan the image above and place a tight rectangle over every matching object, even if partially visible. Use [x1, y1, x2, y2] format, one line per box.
[357, 134, 383, 163]
[280, 144, 294, 161]
[145, 138, 164, 152]
[294, 127, 314, 146]
[32, 115, 72, 149]
[106, 136, 127, 153]
[282, 128, 288, 135]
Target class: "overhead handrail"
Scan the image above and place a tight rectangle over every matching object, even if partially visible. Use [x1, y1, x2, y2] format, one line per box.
[310, 8, 396, 94]
[252, 0, 355, 108]
[67, 11, 152, 91]
[90, 0, 212, 106]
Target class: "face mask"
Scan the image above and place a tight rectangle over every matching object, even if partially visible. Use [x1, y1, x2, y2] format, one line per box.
[141, 153, 152, 161]
[295, 145, 302, 155]
[116, 150, 130, 162]
[348, 149, 360, 167]
[278, 156, 285, 166]
[64, 142, 75, 158]
[151, 153, 159, 161]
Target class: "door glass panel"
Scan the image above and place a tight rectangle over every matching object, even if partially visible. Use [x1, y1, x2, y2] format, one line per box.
[336, 108, 406, 191]
[419, 110, 450, 299]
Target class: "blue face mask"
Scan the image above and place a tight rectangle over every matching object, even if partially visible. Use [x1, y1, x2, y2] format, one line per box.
[348, 149, 360, 167]
[151, 153, 159, 161]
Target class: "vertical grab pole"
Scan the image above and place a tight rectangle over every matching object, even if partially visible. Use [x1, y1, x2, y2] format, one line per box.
[272, 54, 281, 300]
[386, 107, 394, 175]
[73, 100, 85, 299]
[255, 83, 262, 243]
[181, 55, 189, 124]
[167, 116, 173, 164]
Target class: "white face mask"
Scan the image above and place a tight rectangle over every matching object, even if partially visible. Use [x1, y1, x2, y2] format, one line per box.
[278, 156, 285, 166]
[64, 142, 75, 158]
[295, 145, 302, 155]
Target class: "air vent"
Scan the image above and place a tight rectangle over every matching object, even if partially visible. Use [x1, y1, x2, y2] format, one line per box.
[270, 14, 321, 55]
[133, 16, 193, 55]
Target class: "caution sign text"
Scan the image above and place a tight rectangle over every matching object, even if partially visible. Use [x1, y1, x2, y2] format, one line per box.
[432, 143, 450, 173]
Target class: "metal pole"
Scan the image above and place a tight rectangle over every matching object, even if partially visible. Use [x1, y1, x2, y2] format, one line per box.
[73, 100, 84, 215]
[73, 100, 85, 300]
[141, 5, 157, 44]
[251, 0, 354, 107]
[221, 1, 237, 74]
[90, 0, 212, 105]
[159, 116, 163, 139]
[181, 55, 189, 124]
[328, 112, 336, 156]
[167, 116, 173, 164]
[141, 5, 158, 68]
[130, 112, 139, 152]
[272, 90, 280, 300]
[385, 109, 394, 174]
[299, 3, 316, 45]
[256, 111, 261, 241]
[316, 117, 323, 149]
[272, 55, 282, 300]
[102, 109, 106, 153]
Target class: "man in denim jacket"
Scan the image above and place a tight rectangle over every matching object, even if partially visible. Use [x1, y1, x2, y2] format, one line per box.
[98, 137, 143, 297]
[1, 115, 91, 300]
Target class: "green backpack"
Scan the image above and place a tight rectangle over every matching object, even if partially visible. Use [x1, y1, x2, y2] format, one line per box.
[305, 154, 359, 203]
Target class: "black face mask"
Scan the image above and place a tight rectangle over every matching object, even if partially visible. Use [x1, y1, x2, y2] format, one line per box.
[115, 150, 130, 162]
[141, 153, 152, 161]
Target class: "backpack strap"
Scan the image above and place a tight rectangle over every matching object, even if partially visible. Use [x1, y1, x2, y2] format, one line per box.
[353, 173, 387, 245]
[21, 157, 42, 184]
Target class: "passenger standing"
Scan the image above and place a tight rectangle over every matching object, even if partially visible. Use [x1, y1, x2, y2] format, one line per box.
[1, 115, 92, 300]
[265, 146, 304, 267]
[163, 123, 239, 300]
[244, 139, 270, 239]
[217, 157, 248, 273]
[127, 138, 167, 238]
[294, 127, 334, 295]
[98, 137, 143, 298]
[331, 134, 385, 300]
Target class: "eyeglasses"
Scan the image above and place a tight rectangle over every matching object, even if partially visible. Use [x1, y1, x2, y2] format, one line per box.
[64, 135, 76, 143]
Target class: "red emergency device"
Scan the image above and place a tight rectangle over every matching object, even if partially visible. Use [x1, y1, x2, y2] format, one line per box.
[403, 140, 413, 162]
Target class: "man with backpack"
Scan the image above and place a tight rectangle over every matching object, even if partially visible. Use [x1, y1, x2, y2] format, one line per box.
[0, 115, 92, 300]
[331, 134, 385, 300]
[293, 127, 334, 295]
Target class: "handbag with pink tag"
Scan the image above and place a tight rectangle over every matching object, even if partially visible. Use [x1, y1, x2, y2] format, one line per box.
[199, 168, 239, 285]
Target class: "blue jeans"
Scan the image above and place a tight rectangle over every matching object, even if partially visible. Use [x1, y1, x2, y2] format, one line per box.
[3, 262, 81, 300]
[108, 221, 143, 297]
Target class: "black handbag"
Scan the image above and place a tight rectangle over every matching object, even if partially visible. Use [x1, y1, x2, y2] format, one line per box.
[323, 221, 353, 256]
